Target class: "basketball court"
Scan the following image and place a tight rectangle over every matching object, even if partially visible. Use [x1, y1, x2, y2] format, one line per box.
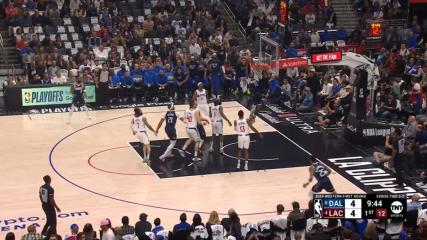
[0, 101, 366, 237]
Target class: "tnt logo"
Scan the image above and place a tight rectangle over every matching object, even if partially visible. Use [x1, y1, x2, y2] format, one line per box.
[390, 201, 404, 214]
[24, 92, 32, 103]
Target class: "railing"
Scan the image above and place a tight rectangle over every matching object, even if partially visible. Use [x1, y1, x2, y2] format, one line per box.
[0, 32, 15, 80]
[222, 0, 250, 41]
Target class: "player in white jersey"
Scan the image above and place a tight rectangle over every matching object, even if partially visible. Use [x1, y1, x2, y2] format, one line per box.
[209, 98, 232, 153]
[234, 110, 262, 170]
[180, 100, 209, 161]
[130, 108, 156, 163]
[193, 82, 210, 118]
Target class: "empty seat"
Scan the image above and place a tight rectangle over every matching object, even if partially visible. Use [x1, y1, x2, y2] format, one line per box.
[90, 17, 99, 24]
[71, 33, 79, 41]
[70, 48, 78, 55]
[49, 34, 56, 41]
[57, 26, 66, 33]
[144, 9, 151, 15]
[34, 26, 43, 34]
[64, 42, 72, 49]
[63, 18, 72, 25]
[82, 24, 91, 32]
[127, 16, 134, 23]
[336, 40, 346, 47]
[137, 16, 144, 23]
[74, 41, 83, 49]
[67, 26, 75, 33]
[60, 34, 68, 41]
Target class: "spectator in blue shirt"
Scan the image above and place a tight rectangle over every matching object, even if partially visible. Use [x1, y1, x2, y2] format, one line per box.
[152, 218, 164, 240]
[25, 0, 37, 10]
[157, 69, 168, 101]
[144, 64, 158, 102]
[131, 64, 144, 102]
[120, 70, 134, 102]
[407, 31, 418, 49]
[297, 86, 314, 112]
[285, 43, 298, 58]
[173, 213, 191, 234]
[164, 64, 176, 99]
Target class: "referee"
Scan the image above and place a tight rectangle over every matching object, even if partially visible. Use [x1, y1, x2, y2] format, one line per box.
[39, 175, 61, 236]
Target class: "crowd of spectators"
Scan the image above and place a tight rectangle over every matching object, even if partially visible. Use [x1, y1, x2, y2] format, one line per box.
[7, 198, 427, 240]
[2, 0, 257, 104]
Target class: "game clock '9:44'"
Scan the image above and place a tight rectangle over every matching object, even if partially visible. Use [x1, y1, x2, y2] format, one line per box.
[313, 194, 406, 220]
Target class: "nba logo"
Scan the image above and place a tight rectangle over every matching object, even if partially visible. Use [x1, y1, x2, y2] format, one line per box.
[314, 199, 323, 219]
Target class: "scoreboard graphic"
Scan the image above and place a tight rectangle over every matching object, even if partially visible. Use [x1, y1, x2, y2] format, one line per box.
[313, 194, 406, 219]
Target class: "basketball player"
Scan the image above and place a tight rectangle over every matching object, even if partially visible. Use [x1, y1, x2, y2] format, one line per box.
[234, 110, 262, 170]
[193, 82, 209, 118]
[67, 77, 90, 124]
[209, 99, 232, 153]
[303, 156, 336, 197]
[155, 103, 185, 161]
[131, 108, 157, 163]
[180, 100, 209, 161]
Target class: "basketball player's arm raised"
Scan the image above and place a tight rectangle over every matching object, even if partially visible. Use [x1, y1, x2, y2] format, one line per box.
[142, 116, 157, 135]
[303, 166, 315, 188]
[220, 106, 232, 126]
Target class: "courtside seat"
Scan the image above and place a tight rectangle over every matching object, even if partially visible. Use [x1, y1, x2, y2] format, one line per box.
[210, 224, 225, 240]
[145, 232, 155, 240]
[190, 225, 208, 239]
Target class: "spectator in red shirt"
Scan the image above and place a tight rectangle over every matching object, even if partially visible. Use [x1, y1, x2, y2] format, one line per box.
[5, 3, 19, 26]
[16, 38, 28, 51]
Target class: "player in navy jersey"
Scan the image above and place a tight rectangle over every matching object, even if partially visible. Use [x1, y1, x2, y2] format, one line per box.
[208, 53, 223, 99]
[155, 104, 185, 161]
[67, 77, 90, 124]
[303, 156, 336, 197]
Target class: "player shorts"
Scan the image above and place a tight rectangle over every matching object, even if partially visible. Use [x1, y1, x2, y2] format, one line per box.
[73, 92, 85, 106]
[212, 121, 223, 136]
[165, 127, 177, 140]
[136, 131, 150, 145]
[187, 128, 201, 142]
[312, 177, 335, 193]
[198, 104, 210, 118]
[237, 135, 250, 149]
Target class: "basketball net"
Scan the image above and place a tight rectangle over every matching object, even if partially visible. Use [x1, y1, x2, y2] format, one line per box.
[250, 59, 271, 81]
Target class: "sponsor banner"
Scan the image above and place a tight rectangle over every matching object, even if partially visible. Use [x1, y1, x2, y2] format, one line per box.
[29, 102, 171, 115]
[328, 157, 427, 202]
[22, 85, 96, 106]
[311, 51, 342, 64]
[0, 211, 88, 232]
[273, 58, 309, 69]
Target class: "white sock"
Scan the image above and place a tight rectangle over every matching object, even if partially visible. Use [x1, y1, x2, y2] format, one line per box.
[220, 141, 223, 149]
[83, 105, 89, 116]
[68, 105, 76, 119]
[162, 140, 176, 158]
[200, 139, 204, 147]
[194, 151, 198, 157]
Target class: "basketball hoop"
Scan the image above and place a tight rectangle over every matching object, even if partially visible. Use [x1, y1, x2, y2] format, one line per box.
[251, 59, 271, 81]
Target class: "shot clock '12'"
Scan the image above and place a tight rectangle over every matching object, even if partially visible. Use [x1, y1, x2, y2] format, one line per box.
[313, 194, 406, 220]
